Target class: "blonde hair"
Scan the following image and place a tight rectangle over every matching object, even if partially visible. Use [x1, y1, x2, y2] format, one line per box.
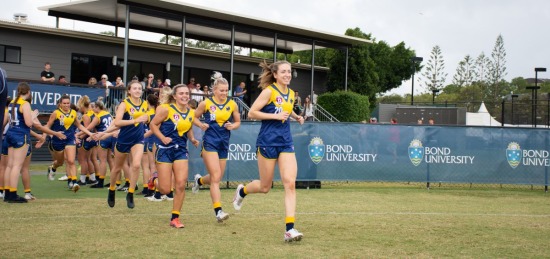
[258, 60, 291, 89]
[76, 95, 90, 110]
[159, 86, 173, 105]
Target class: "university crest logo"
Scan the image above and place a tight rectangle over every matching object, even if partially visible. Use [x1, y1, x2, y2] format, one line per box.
[408, 139, 423, 166]
[308, 137, 325, 164]
[506, 142, 521, 169]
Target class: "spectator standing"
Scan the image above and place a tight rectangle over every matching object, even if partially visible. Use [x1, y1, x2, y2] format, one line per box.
[40, 62, 55, 82]
[428, 118, 435, 125]
[202, 84, 211, 97]
[187, 77, 196, 91]
[58, 75, 68, 84]
[302, 96, 314, 121]
[233, 81, 247, 114]
[115, 76, 124, 87]
[164, 79, 171, 88]
[145, 73, 158, 94]
[191, 83, 204, 103]
[293, 90, 302, 115]
[88, 77, 97, 86]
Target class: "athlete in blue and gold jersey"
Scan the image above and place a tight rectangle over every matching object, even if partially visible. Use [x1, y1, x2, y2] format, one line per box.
[141, 94, 159, 196]
[45, 95, 95, 192]
[106, 82, 149, 209]
[88, 101, 113, 189]
[150, 84, 199, 228]
[192, 75, 240, 222]
[5, 82, 66, 203]
[74, 96, 97, 187]
[232, 60, 305, 242]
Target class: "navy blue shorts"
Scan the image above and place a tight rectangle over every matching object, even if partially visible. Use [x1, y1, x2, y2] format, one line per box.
[51, 134, 76, 152]
[115, 141, 144, 154]
[257, 145, 294, 159]
[156, 145, 188, 163]
[201, 141, 229, 159]
[99, 136, 115, 150]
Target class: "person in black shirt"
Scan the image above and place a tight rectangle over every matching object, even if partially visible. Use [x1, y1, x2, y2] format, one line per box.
[40, 62, 55, 82]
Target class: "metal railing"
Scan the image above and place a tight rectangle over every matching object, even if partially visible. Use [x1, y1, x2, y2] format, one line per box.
[313, 104, 340, 122]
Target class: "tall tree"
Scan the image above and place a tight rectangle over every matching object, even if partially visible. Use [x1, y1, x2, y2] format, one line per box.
[452, 55, 477, 87]
[421, 45, 448, 93]
[474, 52, 490, 84]
[487, 34, 507, 101]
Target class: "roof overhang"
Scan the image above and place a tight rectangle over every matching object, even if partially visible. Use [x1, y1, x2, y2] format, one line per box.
[39, 0, 372, 54]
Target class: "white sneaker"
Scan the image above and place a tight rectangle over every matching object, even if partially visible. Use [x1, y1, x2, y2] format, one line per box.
[58, 175, 69, 181]
[162, 194, 173, 201]
[146, 195, 165, 202]
[284, 228, 304, 242]
[0, 192, 3, 199]
[216, 210, 229, 223]
[192, 174, 201, 194]
[233, 184, 244, 211]
[72, 183, 80, 193]
[47, 166, 55, 181]
[68, 181, 74, 189]
[24, 193, 36, 200]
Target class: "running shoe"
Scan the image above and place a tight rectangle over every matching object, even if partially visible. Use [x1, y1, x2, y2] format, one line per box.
[233, 184, 244, 211]
[117, 182, 129, 192]
[165, 192, 174, 201]
[170, 218, 184, 228]
[7, 194, 28, 203]
[284, 228, 304, 242]
[216, 210, 229, 223]
[192, 174, 201, 194]
[24, 193, 36, 200]
[58, 175, 69, 181]
[47, 165, 55, 181]
[107, 190, 115, 207]
[72, 183, 80, 193]
[126, 192, 135, 209]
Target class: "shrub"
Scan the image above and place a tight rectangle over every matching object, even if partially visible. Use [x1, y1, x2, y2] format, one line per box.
[317, 91, 370, 122]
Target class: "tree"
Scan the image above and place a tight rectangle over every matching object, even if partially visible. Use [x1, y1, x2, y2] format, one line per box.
[421, 45, 448, 93]
[474, 52, 490, 84]
[452, 55, 477, 87]
[487, 34, 507, 101]
[325, 27, 417, 105]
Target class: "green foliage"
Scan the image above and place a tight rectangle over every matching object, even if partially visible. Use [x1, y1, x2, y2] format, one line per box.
[317, 90, 369, 122]
[421, 45, 448, 92]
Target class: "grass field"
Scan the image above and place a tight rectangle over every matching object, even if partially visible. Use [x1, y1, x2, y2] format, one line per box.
[1, 166, 550, 258]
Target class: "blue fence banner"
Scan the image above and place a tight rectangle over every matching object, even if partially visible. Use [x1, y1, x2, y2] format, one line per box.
[188, 122, 550, 186]
[7, 81, 104, 112]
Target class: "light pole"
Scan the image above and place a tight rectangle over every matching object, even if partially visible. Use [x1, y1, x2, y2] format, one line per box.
[534, 67, 547, 128]
[432, 89, 440, 105]
[527, 85, 540, 127]
[410, 56, 423, 105]
[511, 94, 518, 125]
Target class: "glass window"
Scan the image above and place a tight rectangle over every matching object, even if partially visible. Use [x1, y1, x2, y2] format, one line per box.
[0, 45, 4, 62]
[5, 47, 21, 63]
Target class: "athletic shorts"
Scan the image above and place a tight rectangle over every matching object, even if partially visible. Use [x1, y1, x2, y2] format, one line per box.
[115, 140, 144, 154]
[155, 145, 188, 163]
[99, 136, 115, 150]
[257, 145, 294, 159]
[4, 132, 31, 156]
[51, 134, 76, 152]
[201, 140, 229, 159]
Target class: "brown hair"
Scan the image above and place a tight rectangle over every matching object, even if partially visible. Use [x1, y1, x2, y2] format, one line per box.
[166, 84, 189, 104]
[147, 94, 159, 108]
[95, 100, 105, 110]
[258, 60, 291, 90]
[11, 82, 31, 120]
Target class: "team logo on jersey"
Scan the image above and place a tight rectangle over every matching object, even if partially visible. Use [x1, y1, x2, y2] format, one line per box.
[209, 105, 217, 113]
[59, 115, 65, 120]
[188, 117, 192, 122]
[226, 106, 230, 111]
[130, 107, 136, 114]
[173, 114, 180, 121]
[506, 142, 522, 169]
[308, 137, 325, 164]
[276, 96, 283, 105]
[408, 139, 424, 166]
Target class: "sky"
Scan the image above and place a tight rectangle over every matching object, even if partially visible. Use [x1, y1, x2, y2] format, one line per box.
[2, 0, 550, 96]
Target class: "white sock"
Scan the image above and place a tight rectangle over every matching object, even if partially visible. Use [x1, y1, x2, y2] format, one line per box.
[90, 173, 97, 181]
[80, 175, 87, 182]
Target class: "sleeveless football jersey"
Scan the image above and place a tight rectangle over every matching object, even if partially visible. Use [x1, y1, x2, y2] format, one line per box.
[256, 83, 295, 147]
[52, 108, 78, 136]
[158, 104, 194, 148]
[117, 98, 148, 145]
[203, 97, 236, 145]
[95, 110, 112, 132]
[7, 98, 31, 133]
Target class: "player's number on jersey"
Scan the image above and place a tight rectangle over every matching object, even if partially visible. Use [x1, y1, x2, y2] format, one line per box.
[274, 107, 283, 114]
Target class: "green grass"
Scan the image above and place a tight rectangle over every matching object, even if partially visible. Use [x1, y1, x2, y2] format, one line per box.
[1, 167, 550, 258]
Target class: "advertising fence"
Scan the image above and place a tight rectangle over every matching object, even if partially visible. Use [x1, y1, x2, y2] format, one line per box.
[189, 122, 549, 188]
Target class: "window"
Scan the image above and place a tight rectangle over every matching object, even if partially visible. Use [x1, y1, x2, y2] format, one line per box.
[0, 45, 21, 64]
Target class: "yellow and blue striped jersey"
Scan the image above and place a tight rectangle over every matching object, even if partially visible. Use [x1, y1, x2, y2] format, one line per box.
[7, 99, 30, 133]
[203, 97, 236, 144]
[257, 83, 295, 147]
[158, 104, 194, 147]
[118, 98, 148, 145]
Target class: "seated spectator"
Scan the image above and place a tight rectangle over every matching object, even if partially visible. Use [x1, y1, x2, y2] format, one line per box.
[145, 73, 158, 94]
[202, 84, 211, 96]
[41, 62, 55, 82]
[192, 83, 204, 103]
[58, 75, 68, 84]
[156, 78, 164, 88]
[115, 76, 124, 87]
[88, 77, 97, 85]
[164, 79, 171, 88]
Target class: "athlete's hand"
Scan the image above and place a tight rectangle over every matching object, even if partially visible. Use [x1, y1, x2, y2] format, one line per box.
[277, 111, 290, 121]
[35, 134, 46, 149]
[55, 131, 66, 140]
[297, 116, 305, 125]
[190, 138, 199, 147]
[199, 122, 209, 131]
[31, 109, 40, 124]
[92, 132, 103, 141]
[162, 136, 172, 145]
[224, 122, 236, 130]
[134, 115, 148, 124]
[75, 138, 81, 145]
